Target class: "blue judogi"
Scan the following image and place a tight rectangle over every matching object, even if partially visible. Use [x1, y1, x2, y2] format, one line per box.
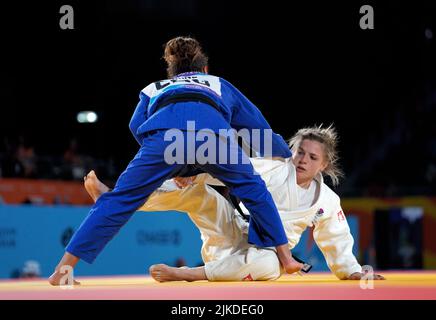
[66, 72, 292, 264]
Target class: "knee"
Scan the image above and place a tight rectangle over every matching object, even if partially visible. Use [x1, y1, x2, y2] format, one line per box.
[254, 252, 281, 281]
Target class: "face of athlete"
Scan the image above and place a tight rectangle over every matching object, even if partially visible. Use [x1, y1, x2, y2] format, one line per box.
[292, 139, 328, 188]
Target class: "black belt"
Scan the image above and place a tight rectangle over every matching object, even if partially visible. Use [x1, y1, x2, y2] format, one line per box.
[209, 185, 250, 222]
[154, 93, 220, 113]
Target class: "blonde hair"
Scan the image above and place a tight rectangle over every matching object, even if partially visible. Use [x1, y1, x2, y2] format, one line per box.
[288, 124, 344, 186]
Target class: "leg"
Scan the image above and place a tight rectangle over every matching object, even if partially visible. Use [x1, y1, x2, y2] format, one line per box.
[50, 172, 108, 285]
[66, 142, 182, 263]
[49, 131, 184, 284]
[204, 247, 281, 281]
[151, 246, 282, 282]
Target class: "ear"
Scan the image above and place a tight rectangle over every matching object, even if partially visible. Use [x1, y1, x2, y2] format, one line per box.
[320, 161, 328, 172]
[203, 66, 209, 74]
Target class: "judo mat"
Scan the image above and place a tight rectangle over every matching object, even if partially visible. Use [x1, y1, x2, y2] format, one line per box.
[0, 271, 435, 300]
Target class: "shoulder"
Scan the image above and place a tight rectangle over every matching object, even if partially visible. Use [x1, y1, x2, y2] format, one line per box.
[321, 183, 341, 206]
[203, 73, 221, 81]
[141, 82, 158, 97]
[217, 76, 239, 91]
[250, 158, 290, 187]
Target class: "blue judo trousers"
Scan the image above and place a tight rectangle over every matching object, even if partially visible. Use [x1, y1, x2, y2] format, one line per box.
[66, 72, 292, 264]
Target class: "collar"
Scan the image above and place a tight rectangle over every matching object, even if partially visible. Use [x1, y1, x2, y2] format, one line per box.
[175, 71, 206, 77]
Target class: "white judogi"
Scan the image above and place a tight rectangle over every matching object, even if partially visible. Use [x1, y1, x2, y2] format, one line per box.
[139, 157, 362, 281]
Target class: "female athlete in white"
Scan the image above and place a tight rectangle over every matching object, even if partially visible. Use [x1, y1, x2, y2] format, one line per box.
[84, 125, 384, 281]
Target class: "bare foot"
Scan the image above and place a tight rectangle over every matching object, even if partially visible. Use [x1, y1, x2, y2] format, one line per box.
[276, 245, 304, 275]
[149, 264, 182, 282]
[84, 170, 110, 202]
[282, 258, 304, 275]
[48, 270, 81, 286]
[149, 264, 206, 282]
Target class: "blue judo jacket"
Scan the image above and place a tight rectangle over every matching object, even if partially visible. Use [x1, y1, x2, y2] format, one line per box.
[129, 72, 292, 158]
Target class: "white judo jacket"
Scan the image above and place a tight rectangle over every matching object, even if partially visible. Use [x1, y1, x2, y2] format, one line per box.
[237, 157, 362, 279]
[140, 157, 362, 280]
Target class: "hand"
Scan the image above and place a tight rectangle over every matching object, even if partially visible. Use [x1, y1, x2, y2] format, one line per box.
[173, 176, 197, 188]
[347, 272, 385, 280]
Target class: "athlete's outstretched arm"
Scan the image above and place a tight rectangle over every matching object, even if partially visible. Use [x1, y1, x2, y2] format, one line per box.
[313, 206, 385, 280]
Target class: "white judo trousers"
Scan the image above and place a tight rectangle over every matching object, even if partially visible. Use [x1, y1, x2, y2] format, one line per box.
[140, 174, 280, 281]
[139, 157, 362, 281]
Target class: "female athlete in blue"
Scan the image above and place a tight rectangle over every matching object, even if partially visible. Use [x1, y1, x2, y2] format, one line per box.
[49, 36, 302, 285]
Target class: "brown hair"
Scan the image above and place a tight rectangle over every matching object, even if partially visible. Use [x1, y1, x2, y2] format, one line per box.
[288, 124, 344, 186]
[163, 36, 209, 78]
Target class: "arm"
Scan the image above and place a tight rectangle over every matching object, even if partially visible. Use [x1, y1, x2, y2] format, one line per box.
[129, 92, 150, 145]
[222, 80, 291, 159]
[313, 205, 385, 280]
[313, 205, 362, 280]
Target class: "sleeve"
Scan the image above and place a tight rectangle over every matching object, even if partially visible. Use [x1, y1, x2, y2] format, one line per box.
[313, 200, 362, 280]
[221, 80, 292, 159]
[129, 91, 150, 145]
[204, 157, 287, 188]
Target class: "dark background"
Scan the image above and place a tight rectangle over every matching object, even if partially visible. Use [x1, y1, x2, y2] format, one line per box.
[0, 0, 435, 196]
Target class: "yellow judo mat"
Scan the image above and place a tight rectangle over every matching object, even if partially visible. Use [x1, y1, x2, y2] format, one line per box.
[1, 271, 435, 300]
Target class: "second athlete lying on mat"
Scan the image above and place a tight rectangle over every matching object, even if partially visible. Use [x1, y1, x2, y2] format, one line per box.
[85, 125, 384, 281]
